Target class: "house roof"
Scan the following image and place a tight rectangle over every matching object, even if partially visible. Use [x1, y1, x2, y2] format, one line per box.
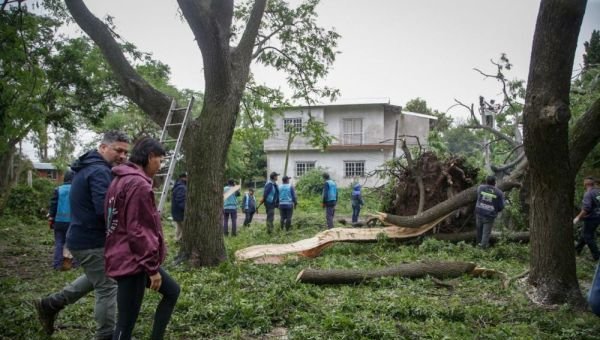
[33, 162, 57, 170]
[281, 100, 438, 120]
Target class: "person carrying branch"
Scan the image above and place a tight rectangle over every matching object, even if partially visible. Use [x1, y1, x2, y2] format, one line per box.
[223, 179, 240, 236]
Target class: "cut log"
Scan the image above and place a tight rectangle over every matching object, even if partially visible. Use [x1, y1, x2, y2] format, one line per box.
[296, 261, 477, 284]
[431, 231, 530, 243]
[235, 214, 453, 263]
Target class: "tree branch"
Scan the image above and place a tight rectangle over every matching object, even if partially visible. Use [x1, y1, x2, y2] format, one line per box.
[569, 97, 600, 172]
[454, 98, 518, 148]
[178, 0, 234, 96]
[234, 0, 267, 59]
[64, 0, 173, 126]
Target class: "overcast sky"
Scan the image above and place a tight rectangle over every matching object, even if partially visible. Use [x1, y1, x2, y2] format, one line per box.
[76, 0, 600, 121]
[24, 1, 600, 161]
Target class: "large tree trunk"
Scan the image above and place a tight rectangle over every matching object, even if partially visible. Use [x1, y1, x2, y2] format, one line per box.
[296, 261, 477, 285]
[182, 102, 238, 265]
[523, 0, 587, 306]
[66, 0, 267, 266]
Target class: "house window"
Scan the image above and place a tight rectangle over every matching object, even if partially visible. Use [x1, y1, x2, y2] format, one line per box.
[295, 161, 315, 177]
[284, 118, 303, 133]
[342, 118, 362, 144]
[48, 170, 58, 180]
[344, 161, 365, 177]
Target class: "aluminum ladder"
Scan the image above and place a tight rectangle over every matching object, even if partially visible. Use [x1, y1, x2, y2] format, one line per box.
[155, 97, 194, 214]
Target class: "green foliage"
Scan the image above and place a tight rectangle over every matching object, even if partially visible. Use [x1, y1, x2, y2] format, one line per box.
[235, 0, 340, 104]
[501, 190, 527, 231]
[1, 215, 599, 339]
[295, 168, 327, 196]
[583, 30, 600, 71]
[3, 178, 55, 220]
[405, 97, 453, 132]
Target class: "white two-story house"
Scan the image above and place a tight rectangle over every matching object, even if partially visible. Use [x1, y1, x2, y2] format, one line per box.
[264, 100, 437, 187]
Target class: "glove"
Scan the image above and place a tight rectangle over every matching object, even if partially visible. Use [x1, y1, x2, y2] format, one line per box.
[573, 217, 580, 224]
[48, 218, 54, 230]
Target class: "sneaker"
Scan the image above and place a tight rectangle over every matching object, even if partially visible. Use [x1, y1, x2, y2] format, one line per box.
[34, 298, 59, 335]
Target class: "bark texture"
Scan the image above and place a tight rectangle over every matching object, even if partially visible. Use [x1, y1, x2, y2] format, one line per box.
[296, 261, 477, 284]
[523, 0, 587, 305]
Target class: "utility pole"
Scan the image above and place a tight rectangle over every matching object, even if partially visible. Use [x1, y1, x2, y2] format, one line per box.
[392, 120, 399, 159]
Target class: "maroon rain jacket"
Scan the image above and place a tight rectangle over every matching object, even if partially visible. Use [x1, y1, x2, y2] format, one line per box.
[104, 162, 165, 278]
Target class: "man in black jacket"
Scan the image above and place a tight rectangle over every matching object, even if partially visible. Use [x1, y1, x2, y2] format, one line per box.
[35, 131, 130, 339]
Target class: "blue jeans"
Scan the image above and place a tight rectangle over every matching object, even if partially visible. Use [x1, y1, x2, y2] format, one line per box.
[476, 215, 495, 248]
[223, 209, 237, 235]
[589, 262, 600, 316]
[46, 247, 117, 339]
[113, 267, 180, 340]
[351, 205, 361, 223]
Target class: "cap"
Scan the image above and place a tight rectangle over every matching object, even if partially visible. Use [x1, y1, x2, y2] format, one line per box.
[282, 175, 290, 181]
[269, 172, 280, 179]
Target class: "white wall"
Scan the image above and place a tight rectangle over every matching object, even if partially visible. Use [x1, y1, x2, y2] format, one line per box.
[324, 105, 385, 145]
[266, 149, 388, 188]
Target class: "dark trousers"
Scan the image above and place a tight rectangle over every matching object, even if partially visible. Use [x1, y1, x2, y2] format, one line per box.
[325, 204, 336, 229]
[279, 206, 293, 231]
[113, 267, 180, 340]
[266, 205, 275, 233]
[351, 205, 361, 223]
[576, 218, 600, 260]
[243, 211, 255, 226]
[223, 209, 237, 236]
[53, 228, 67, 269]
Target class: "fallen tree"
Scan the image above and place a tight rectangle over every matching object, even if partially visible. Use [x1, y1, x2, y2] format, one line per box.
[296, 261, 510, 285]
[235, 214, 453, 263]
[235, 211, 530, 263]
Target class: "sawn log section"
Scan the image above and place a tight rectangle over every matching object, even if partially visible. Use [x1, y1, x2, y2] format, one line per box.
[296, 261, 477, 284]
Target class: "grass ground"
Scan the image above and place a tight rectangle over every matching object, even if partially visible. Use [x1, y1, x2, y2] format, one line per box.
[0, 210, 598, 339]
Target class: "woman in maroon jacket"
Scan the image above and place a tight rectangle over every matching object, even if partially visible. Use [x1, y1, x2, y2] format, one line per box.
[104, 137, 180, 340]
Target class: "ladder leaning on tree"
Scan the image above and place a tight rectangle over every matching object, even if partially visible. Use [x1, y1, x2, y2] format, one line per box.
[155, 97, 194, 214]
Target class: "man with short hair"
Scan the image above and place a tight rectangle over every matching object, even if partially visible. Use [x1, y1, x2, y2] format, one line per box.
[322, 173, 338, 229]
[278, 176, 297, 231]
[574, 177, 600, 261]
[171, 172, 187, 242]
[474, 175, 505, 249]
[34, 131, 130, 339]
[261, 172, 279, 234]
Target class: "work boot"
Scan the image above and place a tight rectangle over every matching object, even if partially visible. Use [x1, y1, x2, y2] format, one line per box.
[34, 298, 62, 335]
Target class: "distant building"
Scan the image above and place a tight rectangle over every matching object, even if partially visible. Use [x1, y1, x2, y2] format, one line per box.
[33, 162, 63, 183]
[264, 100, 437, 187]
